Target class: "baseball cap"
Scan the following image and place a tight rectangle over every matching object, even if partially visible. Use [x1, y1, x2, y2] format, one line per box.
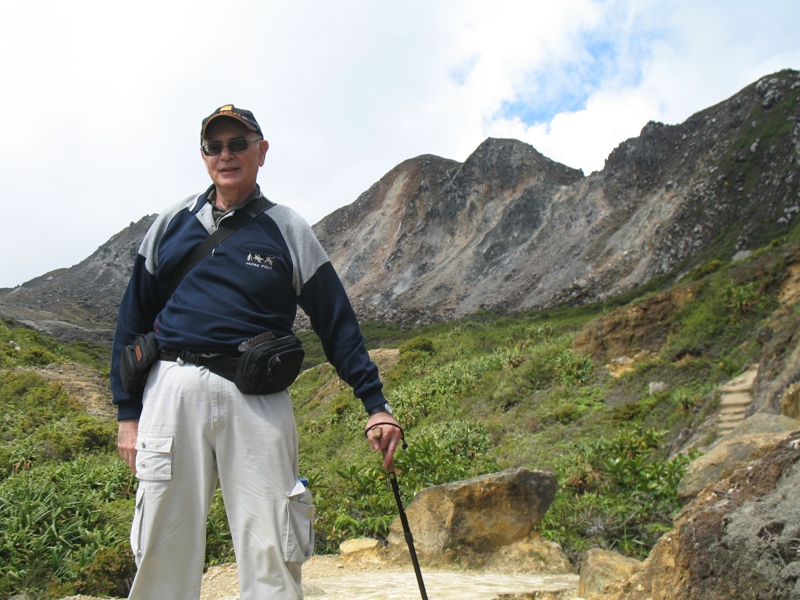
[201, 104, 263, 140]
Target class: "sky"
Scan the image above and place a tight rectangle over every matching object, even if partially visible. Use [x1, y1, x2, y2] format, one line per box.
[1, 0, 799, 288]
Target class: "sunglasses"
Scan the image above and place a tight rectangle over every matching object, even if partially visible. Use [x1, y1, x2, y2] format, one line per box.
[201, 137, 262, 156]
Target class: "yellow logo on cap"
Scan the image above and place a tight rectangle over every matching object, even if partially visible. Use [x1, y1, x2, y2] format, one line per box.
[220, 105, 233, 112]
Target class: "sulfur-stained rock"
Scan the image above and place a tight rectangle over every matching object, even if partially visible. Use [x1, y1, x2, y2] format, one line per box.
[578, 548, 642, 598]
[387, 467, 557, 563]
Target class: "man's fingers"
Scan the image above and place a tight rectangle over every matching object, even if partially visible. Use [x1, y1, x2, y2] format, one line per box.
[368, 426, 383, 449]
[365, 419, 403, 469]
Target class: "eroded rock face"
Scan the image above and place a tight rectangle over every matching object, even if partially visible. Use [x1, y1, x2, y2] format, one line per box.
[0, 215, 156, 345]
[387, 467, 558, 562]
[596, 431, 800, 600]
[570, 286, 694, 363]
[750, 244, 800, 416]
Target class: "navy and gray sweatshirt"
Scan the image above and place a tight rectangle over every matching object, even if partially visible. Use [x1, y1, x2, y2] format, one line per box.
[111, 185, 386, 420]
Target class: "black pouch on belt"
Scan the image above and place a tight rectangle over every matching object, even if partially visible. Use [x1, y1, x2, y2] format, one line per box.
[119, 332, 159, 394]
[234, 333, 305, 395]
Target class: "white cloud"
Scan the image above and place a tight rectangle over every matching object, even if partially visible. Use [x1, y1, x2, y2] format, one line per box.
[0, 0, 799, 287]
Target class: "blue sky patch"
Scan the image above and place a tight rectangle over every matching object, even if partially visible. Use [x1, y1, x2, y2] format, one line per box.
[496, 25, 651, 126]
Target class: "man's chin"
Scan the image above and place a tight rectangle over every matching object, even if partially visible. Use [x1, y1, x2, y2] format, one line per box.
[214, 175, 243, 188]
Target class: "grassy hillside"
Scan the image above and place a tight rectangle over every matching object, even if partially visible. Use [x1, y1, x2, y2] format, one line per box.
[0, 225, 797, 598]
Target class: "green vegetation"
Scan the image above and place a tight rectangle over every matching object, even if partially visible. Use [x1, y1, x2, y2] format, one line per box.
[0, 235, 790, 597]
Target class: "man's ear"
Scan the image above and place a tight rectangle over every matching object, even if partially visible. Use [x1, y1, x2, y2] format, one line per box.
[259, 139, 269, 166]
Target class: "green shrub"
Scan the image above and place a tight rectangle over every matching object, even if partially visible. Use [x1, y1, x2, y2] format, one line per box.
[539, 428, 694, 560]
[206, 488, 235, 566]
[723, 279, 760, 317]
[399, 336, 435, 357]
[73, 542, 136, 598]
[611, 398, 657, 423]
[0, 371, 115, 473]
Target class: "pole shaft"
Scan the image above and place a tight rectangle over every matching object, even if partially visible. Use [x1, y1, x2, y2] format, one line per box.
[389, 472, 428, 600]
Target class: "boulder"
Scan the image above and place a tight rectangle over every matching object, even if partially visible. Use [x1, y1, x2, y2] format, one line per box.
[578, 548, 642, 598]
[781, 381, 800, 419]
[387, 467, 558, 564]
[677, 432, 789, 502]
[339, 538, 380, 555]
[482, 532, 575, 575]
[678, 413, 800, 502]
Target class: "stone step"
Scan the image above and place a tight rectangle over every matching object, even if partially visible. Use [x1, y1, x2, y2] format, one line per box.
[717, 368, 758, 393]
[720, 392, 753, 407]
[719, 413, 746, 424]
[718, 382, 755, 393]
[720, 407, 747, 417]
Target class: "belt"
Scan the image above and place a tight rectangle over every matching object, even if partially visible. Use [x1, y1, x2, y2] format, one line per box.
[159, 349, 239, 382]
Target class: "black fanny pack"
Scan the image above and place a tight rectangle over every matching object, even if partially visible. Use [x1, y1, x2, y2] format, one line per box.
[120, 331, 305, 396]
[119, 332, 159, 394]
[234, 334, 305, 395]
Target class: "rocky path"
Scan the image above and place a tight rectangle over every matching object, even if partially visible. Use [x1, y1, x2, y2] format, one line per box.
[200, 558, 581, 600]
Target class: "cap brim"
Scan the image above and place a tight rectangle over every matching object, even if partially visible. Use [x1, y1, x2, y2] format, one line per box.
[201, 114, 261, 139]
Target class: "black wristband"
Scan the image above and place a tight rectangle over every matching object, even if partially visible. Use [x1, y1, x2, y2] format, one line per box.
[367, 402, 393, 416]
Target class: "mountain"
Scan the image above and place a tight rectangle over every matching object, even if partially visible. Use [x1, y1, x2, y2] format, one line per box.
[315, 69, 800, 322]
[1, 69, 799, 342]
[0, 215, 155, 345]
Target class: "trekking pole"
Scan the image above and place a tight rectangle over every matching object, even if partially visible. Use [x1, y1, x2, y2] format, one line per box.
[385, 457, 429, 600]
[368, 422, 429, 600]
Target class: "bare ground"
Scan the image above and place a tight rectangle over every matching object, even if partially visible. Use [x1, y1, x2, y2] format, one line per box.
[201, 556, 581, 600]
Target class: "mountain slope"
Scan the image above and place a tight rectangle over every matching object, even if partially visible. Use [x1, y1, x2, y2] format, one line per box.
[0, 215, 156, 344]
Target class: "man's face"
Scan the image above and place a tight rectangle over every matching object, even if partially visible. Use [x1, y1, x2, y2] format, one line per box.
[201, 118, 268, 198]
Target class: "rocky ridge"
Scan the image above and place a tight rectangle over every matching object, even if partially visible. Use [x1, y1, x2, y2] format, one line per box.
[2, 70, 800, 342]
[314, 69, 800, 323]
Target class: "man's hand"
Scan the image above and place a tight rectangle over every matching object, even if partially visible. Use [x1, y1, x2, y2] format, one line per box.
[118, 418, 139, 472]
[365, 412, 403, 471]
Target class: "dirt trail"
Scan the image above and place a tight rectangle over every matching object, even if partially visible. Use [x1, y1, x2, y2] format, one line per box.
[199, 557, 581, 600]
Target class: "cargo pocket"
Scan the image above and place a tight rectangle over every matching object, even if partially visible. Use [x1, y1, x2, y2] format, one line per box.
[135, 434, 174, 481]
[284, 480, 315, 563]
[130, 484, 146, 565]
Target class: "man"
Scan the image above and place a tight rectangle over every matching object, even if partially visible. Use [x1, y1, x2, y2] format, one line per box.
[111, 104, 402, 599]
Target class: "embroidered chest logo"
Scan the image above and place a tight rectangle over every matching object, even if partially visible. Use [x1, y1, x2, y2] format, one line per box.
[246, 252, 275, 270]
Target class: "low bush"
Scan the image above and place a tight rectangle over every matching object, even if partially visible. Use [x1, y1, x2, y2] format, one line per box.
[539, 427, 695, 560]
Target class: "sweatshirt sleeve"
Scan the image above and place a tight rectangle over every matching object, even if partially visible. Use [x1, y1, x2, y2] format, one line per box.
[110, 253, 164, 420]
[268, 205, 386, 412]
[110, 195, 201, 420]
[298, 261, 387, 412]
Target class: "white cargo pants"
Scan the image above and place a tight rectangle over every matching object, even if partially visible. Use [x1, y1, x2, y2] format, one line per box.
[128, 360, 314, 600]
